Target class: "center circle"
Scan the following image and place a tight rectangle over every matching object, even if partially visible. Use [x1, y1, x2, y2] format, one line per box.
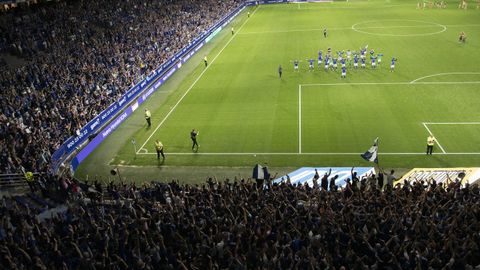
[351, 20, 447, 37]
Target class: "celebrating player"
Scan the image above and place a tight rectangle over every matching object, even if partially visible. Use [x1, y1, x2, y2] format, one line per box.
[377, 53, 383, 65]
[361, 47, 367, 60]
[318, 50, 323, 67]
[371, 56, 377, 69]
[353, 54, 359, 69]
[308, 59, 315, 71]
[390, 57, 398, 71]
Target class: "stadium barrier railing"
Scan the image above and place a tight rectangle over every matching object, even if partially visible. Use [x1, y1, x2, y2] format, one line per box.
[0, 173, 42, 189]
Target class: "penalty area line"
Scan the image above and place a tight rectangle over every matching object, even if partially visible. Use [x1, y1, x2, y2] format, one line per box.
[300, 81, 480, 87]
[136, 7, 259, 154]
[423, 122, 480, 125]
[422, 123, 447, 154]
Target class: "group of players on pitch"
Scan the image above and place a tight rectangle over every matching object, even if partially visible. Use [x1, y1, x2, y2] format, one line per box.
[280, 47, 398, 79]
[417, 0, 480, 9]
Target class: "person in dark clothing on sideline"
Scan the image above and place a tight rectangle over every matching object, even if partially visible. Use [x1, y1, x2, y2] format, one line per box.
[191, 129, 199, 151]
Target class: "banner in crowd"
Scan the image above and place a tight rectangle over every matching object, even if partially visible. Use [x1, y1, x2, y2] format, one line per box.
[396, 168, 480, 186]
[67, 5, 246, 171]
[273, 167, 375, 188]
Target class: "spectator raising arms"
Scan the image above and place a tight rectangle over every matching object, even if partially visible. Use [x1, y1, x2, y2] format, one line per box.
[1, 177, 479, 269]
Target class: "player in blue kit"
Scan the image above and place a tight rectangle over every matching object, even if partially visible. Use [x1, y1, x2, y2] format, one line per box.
[353, 54, 359, 69]
[361, 57, 366, 68]
[332, 58, 338, 70]
[341, 58, 346, 68]
[318, 51, 323, 67]
[324, 56, 330, 71]
[294, 60, 299, 71]
[390, 57, 397, 71]
[371, 56, 377, 69]
[308, 59, 314, 71]
[341, 66, 346, 78]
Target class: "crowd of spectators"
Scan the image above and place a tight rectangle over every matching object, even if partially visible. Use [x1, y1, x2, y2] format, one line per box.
[1, 174, 479, 269]
[0, 0, 243, 174]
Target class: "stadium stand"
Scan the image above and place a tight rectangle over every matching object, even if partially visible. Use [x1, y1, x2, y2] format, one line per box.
[2, 1, 480, 268]
[1, 176, 479, 269]
[0, 0, 243, 175]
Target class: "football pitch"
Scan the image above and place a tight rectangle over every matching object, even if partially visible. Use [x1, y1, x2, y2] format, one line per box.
[82, 0, 480, 173]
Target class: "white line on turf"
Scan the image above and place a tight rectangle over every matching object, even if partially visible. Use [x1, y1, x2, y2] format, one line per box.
[410, 72, 480, 83]
[299, 82, 479, 156]
[238, 23, 480, 35]
[300, 81, 480, 87]
[298, 85, 302, 154]
[356, 25, 443, 30]
[136, 7, 259, 154]
[351, 20, 447, 37]
[424, 122, 480, 125]
[136, 152, 480, 155]
[422, 123, 447, 154]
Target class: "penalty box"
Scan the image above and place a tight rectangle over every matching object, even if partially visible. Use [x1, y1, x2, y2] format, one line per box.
[298, 82, 480, 155]
[423, 122, 480, 154]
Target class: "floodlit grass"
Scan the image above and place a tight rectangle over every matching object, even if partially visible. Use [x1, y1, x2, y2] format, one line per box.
[85, 0, 480, 171]
[426, 123, 480, 153]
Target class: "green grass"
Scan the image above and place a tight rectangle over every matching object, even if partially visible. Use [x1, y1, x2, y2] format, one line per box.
[426, 124, 480, 153]
[76, 0, 480, 181]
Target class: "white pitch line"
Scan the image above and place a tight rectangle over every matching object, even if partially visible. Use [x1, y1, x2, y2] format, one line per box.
[298, 85, 302, 154]
[414, 81, 480, 85]
[410, 72, 480, 83]
[300, 81, 480, 87]
[238, 24, 479, 35]
[423, 123, 447, 154]
[136, 152, 480, 155]
[136, 7, 259, 154]
[424, 122, 480, 125]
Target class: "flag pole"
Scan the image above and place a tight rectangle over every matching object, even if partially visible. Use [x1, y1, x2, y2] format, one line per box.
[376, 137, 380, 170]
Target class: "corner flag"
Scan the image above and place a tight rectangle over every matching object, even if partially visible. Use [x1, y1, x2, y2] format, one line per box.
[361, 137, 378, 163]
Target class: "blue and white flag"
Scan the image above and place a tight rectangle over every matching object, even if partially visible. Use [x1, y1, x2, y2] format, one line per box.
[361, 137, 378, 163]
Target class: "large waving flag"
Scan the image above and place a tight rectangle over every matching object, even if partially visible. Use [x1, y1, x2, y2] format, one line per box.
[361, 137, 378, 164]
